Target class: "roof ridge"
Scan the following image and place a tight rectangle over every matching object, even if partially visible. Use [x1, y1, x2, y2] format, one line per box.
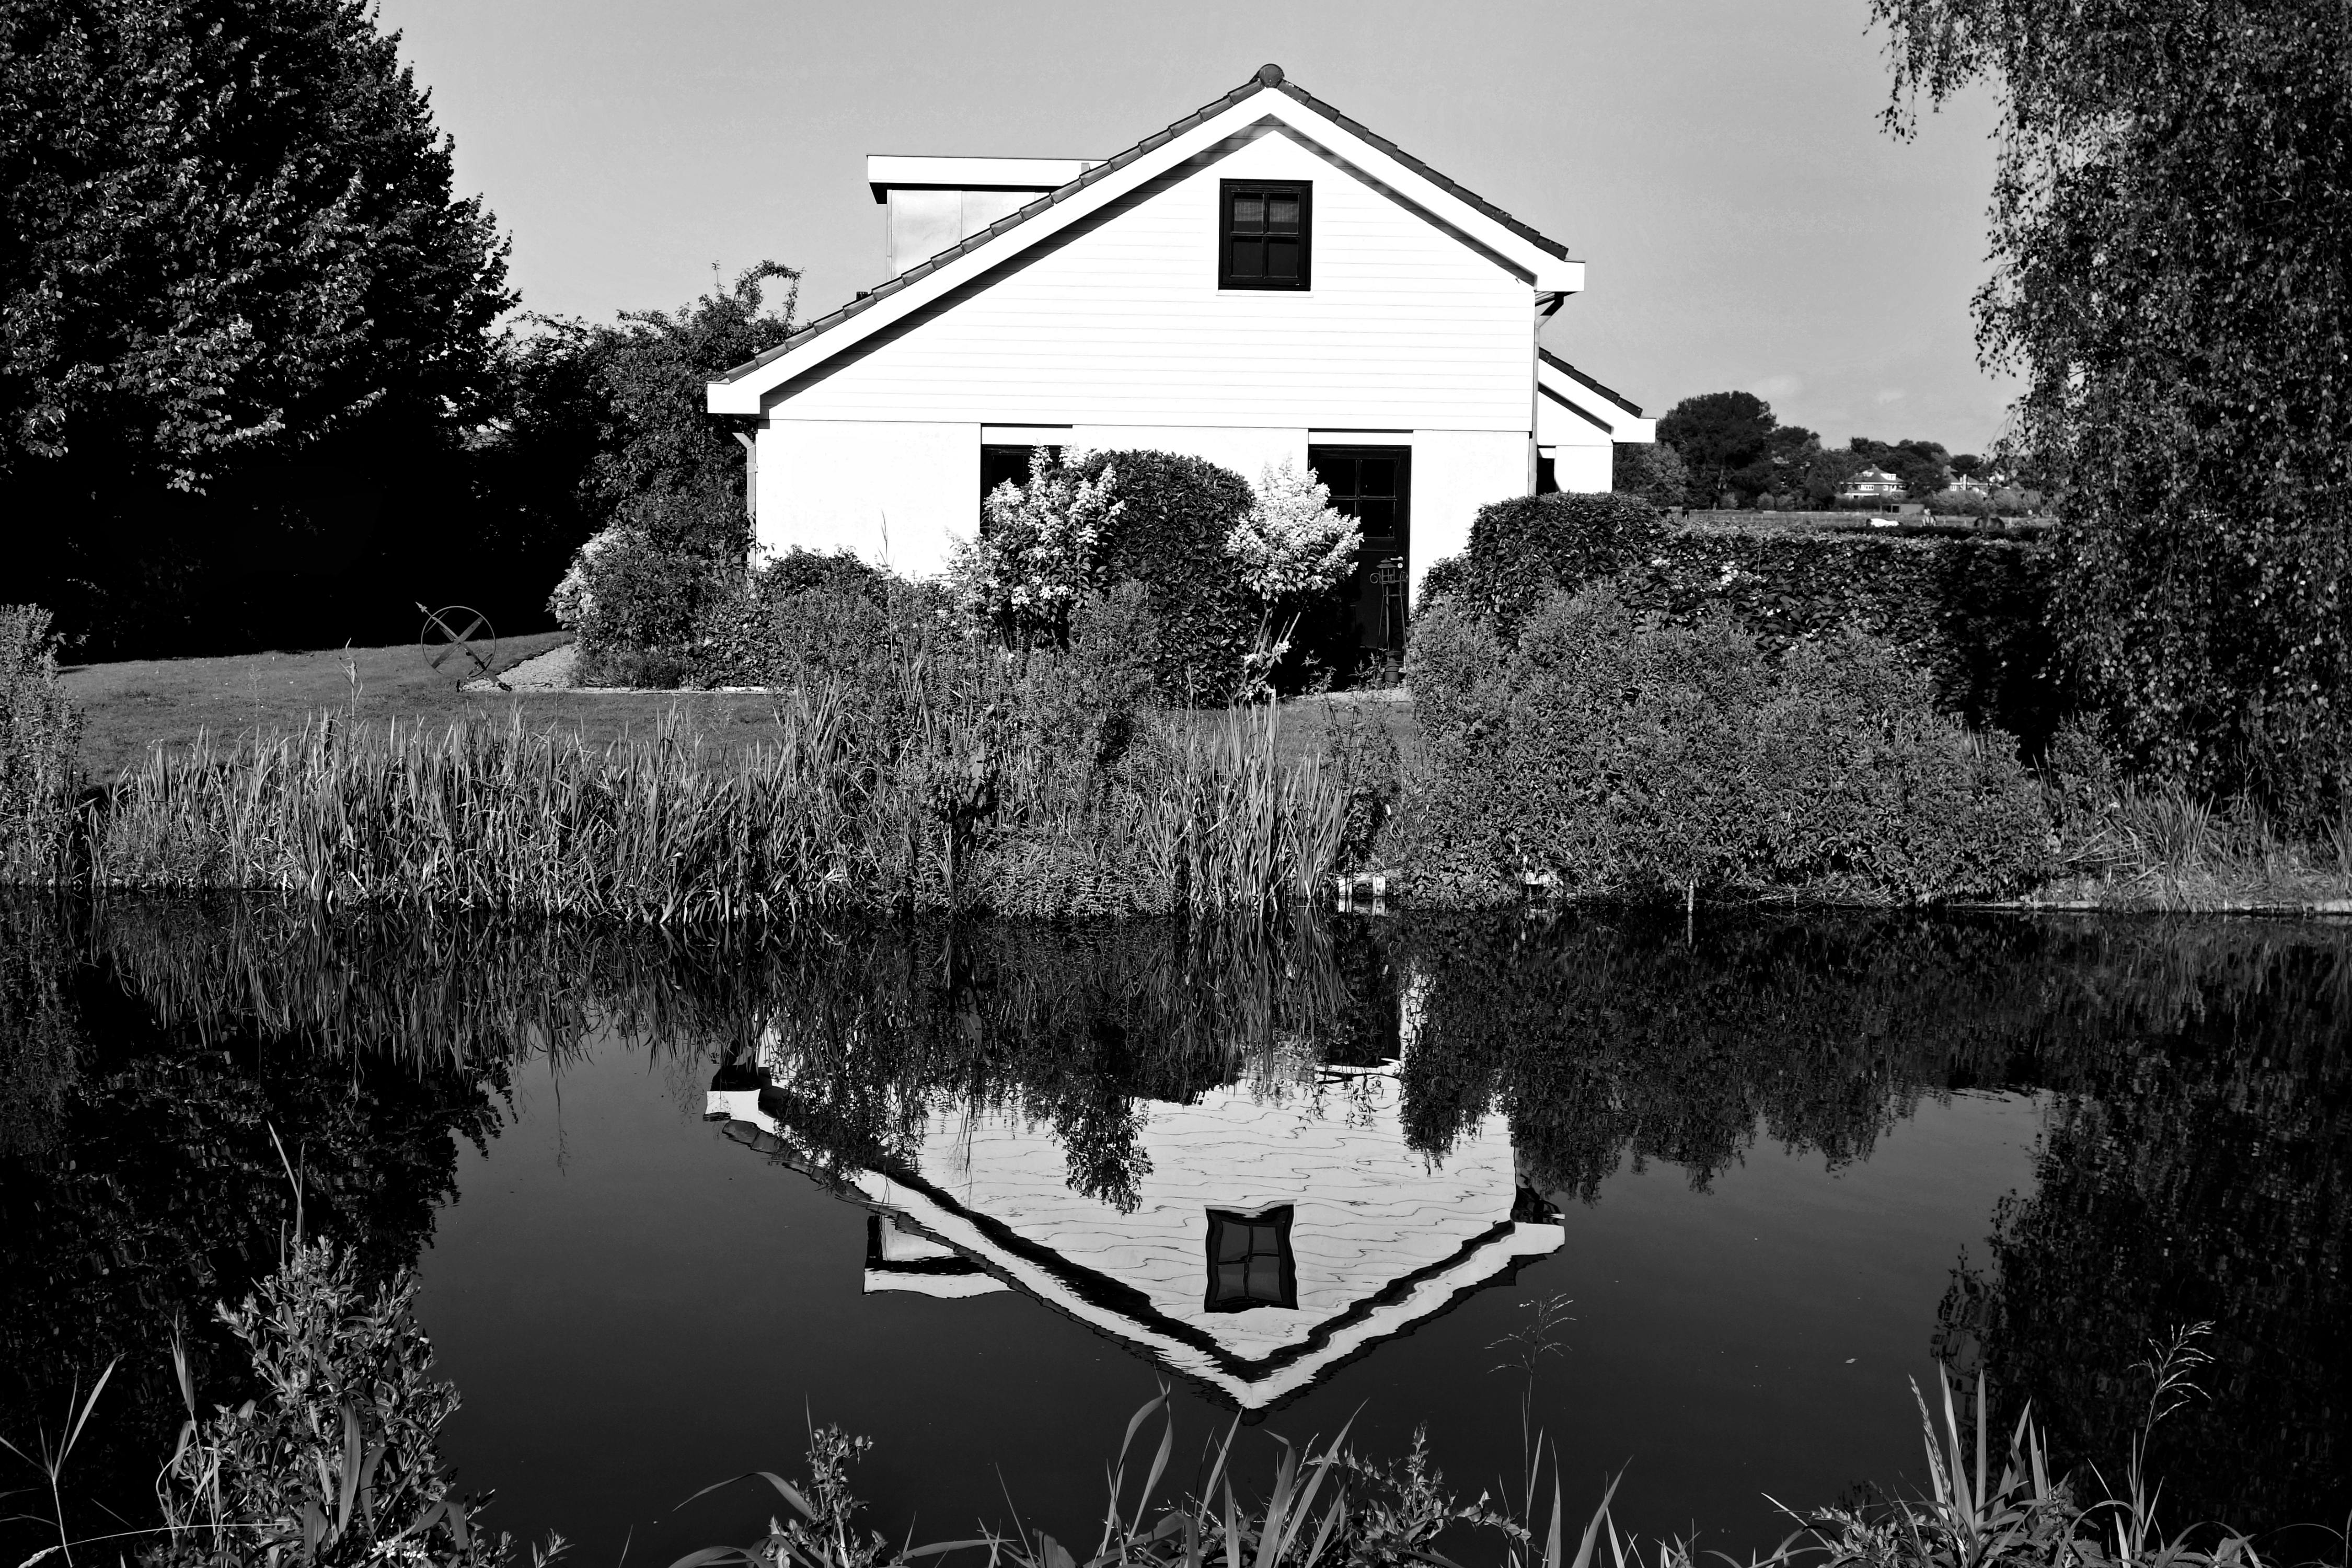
[714, 64, 1573, 387]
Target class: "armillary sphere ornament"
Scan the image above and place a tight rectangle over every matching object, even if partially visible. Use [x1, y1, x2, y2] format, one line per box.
[417, 603, 498, 683]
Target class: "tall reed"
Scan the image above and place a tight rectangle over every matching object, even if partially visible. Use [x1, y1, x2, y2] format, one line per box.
[0, 605, 85, 884]
[85, 700, 1345, 923]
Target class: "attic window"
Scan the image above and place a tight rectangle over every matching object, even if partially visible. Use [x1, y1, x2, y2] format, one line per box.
[1204, 1206, 1296, 1311]
[1219, 181, 1310, 291]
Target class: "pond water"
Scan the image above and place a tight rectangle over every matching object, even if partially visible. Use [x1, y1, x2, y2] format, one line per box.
[3, 902, 2346, 1566]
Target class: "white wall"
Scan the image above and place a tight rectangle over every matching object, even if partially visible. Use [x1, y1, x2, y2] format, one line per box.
[756, 420, 975, 577]
[1536, 383, 1616, 494]
[1543, 444, 1613, 493]
[1409, 429, 1529, 603]
[769, 129, 1533, 431]
[760, 125, 1543, 588]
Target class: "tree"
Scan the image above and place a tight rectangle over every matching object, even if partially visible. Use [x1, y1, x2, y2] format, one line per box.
[1849, 437, 1953, 499]
[540, 263, 800, 682]
[1657, 391, 1775, 507]
[1873, 0, 2352, 824]
[1657, 392, 1824, 506]
[2, 0, 517, 656]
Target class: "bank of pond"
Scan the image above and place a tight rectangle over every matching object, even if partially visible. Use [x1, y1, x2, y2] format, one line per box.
[2, 897, 2345, 1568]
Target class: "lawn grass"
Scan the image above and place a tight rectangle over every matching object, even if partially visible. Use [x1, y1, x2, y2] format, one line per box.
[62, 635, 789, 777]
[59, 638, 1422, 779]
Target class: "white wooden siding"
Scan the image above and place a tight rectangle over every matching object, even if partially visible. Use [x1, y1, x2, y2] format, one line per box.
[764, 129, 1536, 433]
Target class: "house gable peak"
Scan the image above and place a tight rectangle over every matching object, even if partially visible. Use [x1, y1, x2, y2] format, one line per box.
[708, 65, 1581, 410]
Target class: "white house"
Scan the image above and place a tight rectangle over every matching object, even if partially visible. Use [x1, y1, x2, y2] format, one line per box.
[706, 1056, 1565, 1412]
[706, 63, 1654, 618]
[1838, 466, 1905, 501]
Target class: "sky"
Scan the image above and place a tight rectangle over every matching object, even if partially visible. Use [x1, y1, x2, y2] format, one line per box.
[378, 0, 2020, 455]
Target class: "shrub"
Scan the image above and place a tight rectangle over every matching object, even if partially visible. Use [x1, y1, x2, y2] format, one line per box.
[950, 450, 1126, 647]
[753, 545, 891, 603]
[1229, 460, 1359, 606]
[1401, 585, 2052, 904]
[1612, 444, 1690, 509]
[1080, 449, 1262, 702]
[1424, 492, 1666, 635]
[689, 549, 912, 690]
[0, 605, 85, 881]
[549, 516, 734, 687]
[946, 448, 1266, 702]
[148, 1239, 504, 1568]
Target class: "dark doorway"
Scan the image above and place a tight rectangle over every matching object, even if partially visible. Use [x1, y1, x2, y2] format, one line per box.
[982, 444, 1060, 507]
[1296, 445, 1411, 684]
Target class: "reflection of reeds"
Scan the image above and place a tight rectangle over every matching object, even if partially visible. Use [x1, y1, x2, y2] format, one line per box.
[84, 700, 1344, 921]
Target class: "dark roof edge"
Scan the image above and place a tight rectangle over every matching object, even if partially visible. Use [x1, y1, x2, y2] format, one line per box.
[715, 65, 1574, 387]
[1539, 348, 1643, 418]
[1269, 80, 1570, 262]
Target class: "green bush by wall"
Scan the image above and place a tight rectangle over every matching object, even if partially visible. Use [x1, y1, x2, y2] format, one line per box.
[1397, 585, 2054, 906]
[1078, 449, 1262, 704]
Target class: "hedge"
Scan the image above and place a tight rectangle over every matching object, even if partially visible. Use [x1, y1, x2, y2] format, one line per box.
[1398, 584, 2055, 905]
[1424, 497, 2064, 753]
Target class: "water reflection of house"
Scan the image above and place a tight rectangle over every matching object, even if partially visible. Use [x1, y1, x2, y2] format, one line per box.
[707, 1062, 1564, 1411]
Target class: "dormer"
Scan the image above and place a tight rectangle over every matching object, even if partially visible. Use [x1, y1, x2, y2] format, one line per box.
[868, 155, 1102, 278]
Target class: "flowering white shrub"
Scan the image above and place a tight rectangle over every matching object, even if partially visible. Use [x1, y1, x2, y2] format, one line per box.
[548, 523, 630, 628]
[948, 451, 1124, 640]
[1228, 461, 1359, 605]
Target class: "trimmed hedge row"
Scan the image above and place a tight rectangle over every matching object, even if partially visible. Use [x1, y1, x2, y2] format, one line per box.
[1424, 494, 2063, 752]
[1621, 526, 2062, 753]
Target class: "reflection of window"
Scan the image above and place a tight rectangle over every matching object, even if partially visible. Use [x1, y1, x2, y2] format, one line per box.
[1205, 1206, 1296, 1311]
[1219, 181, 1311, 290]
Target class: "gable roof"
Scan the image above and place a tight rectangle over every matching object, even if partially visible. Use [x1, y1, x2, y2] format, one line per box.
[709, 64, 1584, 414]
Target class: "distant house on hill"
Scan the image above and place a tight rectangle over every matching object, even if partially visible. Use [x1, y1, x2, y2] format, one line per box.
[1838, 466, 1904, 501]
[705, 63, 1654, 622]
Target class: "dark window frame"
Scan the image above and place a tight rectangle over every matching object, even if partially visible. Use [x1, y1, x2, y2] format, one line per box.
[1204, 1205, 1298, 1312]
[1218, 180, 1312, 292]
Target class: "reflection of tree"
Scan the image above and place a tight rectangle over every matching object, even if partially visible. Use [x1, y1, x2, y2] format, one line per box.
[1396, 914, 2052, 1195]
[0, 897, 509, 1565]
[733, 922, 1363, 1210]
[1937, 932, 2352, 1537]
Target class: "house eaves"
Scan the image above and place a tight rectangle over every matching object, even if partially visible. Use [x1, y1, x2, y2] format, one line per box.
[708, 63, 1584, 415]
[1538, 349, 1655, 442]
